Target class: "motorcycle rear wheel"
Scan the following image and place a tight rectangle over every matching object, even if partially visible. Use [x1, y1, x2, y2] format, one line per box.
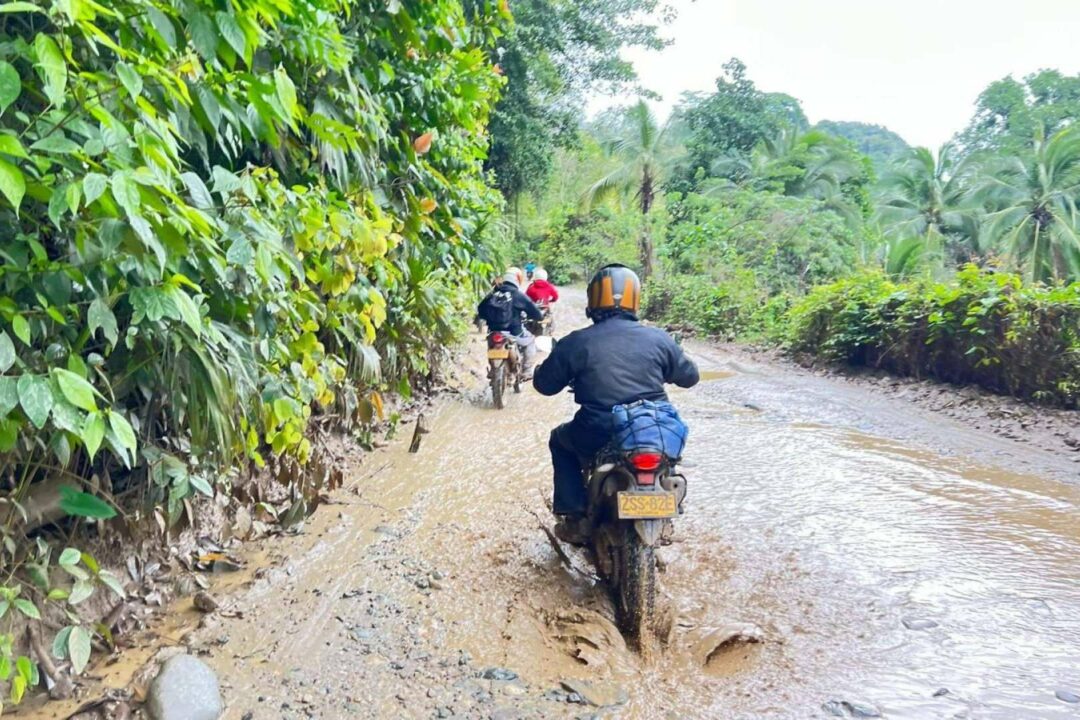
[491, 363, 506, 409]
[614, 529, 658, 650]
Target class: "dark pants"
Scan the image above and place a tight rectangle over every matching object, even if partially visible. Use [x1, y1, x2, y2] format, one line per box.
[550, 416, 611, 517]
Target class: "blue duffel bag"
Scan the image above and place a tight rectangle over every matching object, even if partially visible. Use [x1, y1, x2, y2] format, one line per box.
[609, 399, 689, 459]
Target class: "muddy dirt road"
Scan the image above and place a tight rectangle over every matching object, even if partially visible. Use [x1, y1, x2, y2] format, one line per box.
[83, 291, 1080, 719]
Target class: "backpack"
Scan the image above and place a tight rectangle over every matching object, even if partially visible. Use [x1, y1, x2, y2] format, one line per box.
[609, 400, 689, 459]
[482, 288, 515, 329]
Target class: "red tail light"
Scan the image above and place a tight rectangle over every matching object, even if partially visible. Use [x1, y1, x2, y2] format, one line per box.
[491, 332, 504, 344]
[631, 452, 662, 471]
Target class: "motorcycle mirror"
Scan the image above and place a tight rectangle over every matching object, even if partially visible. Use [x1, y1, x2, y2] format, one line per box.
[672, 331, 683, 346]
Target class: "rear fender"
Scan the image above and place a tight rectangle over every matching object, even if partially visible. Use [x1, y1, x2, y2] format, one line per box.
[634, 519, 663, 546]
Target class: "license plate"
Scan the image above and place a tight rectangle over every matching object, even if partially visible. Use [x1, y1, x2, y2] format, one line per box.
[487, 348, 510, 359]
[617, 491, 677, 519]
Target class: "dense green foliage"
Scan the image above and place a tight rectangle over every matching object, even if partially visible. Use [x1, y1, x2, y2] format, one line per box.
[0, 0, 506, 698]
[814, 120, 910, 169]
[483, 0, 671, 200]
[955, 69, 1080, 156]
[787, 267, 1080, 408]
[518, 58, 1080, 410]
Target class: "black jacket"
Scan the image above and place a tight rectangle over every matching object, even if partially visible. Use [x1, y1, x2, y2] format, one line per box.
[533, 315, 699, 420]
[477, 282, 542, 335]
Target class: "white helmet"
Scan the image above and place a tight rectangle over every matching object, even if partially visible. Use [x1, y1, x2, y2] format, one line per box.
[534, 267, 548, 281]
[503, 267, 523, 287]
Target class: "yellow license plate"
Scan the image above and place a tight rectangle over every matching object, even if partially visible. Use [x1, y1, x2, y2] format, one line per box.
[617, 492, 677, 520]
[487, 348, 510, 359]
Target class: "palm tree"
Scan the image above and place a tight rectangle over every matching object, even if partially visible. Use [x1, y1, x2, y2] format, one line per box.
[976, 129, 1080, 283]
[876, 144, 980, 261]
[711, 128, 868, 226]
[584, 101, 674, 277]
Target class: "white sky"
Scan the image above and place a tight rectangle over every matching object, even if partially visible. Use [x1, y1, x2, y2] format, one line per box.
[590, 0, 1080, 149]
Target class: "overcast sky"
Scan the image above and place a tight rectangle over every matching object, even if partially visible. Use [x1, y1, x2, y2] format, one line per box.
[590, 0, 1080, 149]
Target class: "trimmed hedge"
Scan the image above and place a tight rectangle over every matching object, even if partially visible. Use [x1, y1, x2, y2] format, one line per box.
[786, 266, 1080, 407]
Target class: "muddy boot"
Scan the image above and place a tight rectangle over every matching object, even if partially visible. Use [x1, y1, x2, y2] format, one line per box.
[553, 516, 590, 546]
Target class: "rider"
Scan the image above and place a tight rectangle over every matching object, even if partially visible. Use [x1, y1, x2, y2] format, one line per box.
[525, 262, 537, 282]
[526, 267, 559, 306]
[477, 267, 543, 377]
[532, 264, 699, 543]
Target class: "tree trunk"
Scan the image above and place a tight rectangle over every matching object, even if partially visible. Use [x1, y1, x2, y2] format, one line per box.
[639, 220, 654, 279]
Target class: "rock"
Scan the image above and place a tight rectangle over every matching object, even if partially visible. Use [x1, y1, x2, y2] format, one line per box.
[901, 617, 938, 631]
[821, 700, 846, 717]
[932, 688, 950, 697]
[193, 591, 219, 613]
[559, 679, 628, 708]
[822, 699, 881, 718]
[1056, 689, 1080, 704]
[843, 701, 882, 718]
[481, 667, 518, 681]
[147, 655, 223, 720]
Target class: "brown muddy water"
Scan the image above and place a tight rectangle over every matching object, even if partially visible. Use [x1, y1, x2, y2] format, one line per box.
[26, 293, 1080, 719]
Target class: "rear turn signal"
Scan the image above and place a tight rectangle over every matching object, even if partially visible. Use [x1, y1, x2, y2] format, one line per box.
[630, 452, 662, 471]
[491, 332, 504, 344]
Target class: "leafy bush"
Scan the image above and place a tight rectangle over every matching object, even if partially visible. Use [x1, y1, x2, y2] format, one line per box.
[786, 267, 1080, 407]
[0, 0, 507, 698]
[536, 206, 639, 284]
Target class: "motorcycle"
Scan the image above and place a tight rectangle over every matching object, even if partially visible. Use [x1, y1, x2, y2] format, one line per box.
[487, 330, 523, 409]
[584, 443, 686, 647]
[525, 302, 555, 337]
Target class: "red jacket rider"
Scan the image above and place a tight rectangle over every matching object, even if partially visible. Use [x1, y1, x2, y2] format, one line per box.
[526, 268, 559, 305]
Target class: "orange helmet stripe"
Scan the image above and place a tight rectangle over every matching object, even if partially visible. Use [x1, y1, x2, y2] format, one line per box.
[599, 275, 615, 308]
[621, 277, 637, 311]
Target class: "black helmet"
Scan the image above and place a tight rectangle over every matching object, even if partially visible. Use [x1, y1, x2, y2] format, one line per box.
[586, 264, 641, 320]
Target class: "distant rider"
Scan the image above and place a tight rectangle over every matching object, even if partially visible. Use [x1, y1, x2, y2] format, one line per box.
[532, 264, 699, 544]
[525, 262, 537, 282]
[477, 267, 543, 377]
[526, 267, 559, 306]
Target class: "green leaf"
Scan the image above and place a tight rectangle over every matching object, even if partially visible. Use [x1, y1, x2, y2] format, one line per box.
[58, 547, 80, 566]
[0, 601, 7, 621]
[0, 134, 27, 158]
[87, 297, 118, 347]
[98, 571, 126, 599]
[274, 67, 298, 124]
[115, 61, 142, 100]
[166, 286, 201, 336]
[0, 2, 46, 13]
[33, 33, 66, 108]
[0, 377, 17, 416]
[108, 411, 137, 453]
[81, 413, 105, 459]
[0, 157, 25, 213]
[26, 563, 49, 590]
[68, 626, 91, 674]
[59, 486, 116, 519]
[180, 171, 213, 209]
[0, 62, 18, 114]
[0, 418, 19, 450]
[110, 171, 140, 214]
[146, 7, 176, 48]
[52, 626, 72, 659]
[13, 598, 39, 620]
[188, 474, 213, 497]
[11, 315, 29, 344]
[130, 287, 178, 324]
[31, 134, 81, 154]
[47, 588, 68, 601]
[189, 12, 218, 60]
[68, 579, 94, 605]
[53, 368, 97, 412]
[17, 374, 52, 429]
[0, 332, 14, 372]
[215, 12, 246, 60]
[83, 172, 107, 205]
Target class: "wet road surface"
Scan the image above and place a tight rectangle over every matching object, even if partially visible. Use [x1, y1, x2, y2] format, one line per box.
[41, 290, 1080, 719]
